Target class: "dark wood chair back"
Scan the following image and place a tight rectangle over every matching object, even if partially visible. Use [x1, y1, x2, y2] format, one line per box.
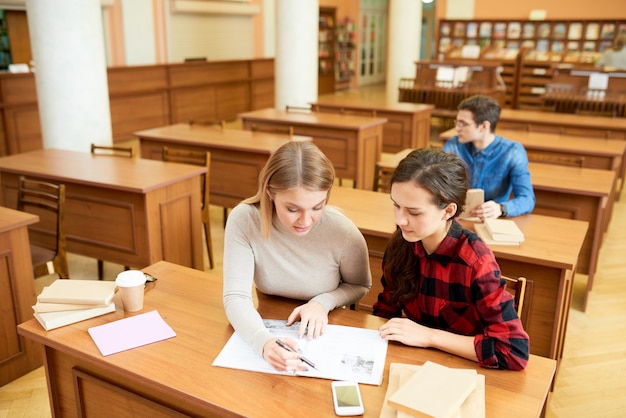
[17, 176, 68, 279]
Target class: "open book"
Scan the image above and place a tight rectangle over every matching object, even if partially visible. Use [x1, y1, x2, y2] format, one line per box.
[212, 320, 388, 385]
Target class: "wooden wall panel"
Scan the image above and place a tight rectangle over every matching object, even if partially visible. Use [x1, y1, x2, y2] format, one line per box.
[0, 59, 274, 154]
[168, 61, 250, 88]
[110, 92, 170, 141]
[108, 65, 169, 95]
[169, 86, 218, 123]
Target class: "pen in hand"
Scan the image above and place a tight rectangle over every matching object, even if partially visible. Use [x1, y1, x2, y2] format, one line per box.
[275, 339, 318, 370]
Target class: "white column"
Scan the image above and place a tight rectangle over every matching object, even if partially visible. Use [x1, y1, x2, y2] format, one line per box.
[386, 0, 421, 103]
[26, 0, 112, 151]
[274, 0, 318, 109]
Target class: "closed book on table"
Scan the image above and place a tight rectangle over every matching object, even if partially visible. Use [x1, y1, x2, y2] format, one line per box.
[33, 303, 116, 331]
[474, 223, 522, 246]
[483, 218, 524, 242]
[388, 361, 477, 418]
[37, 279, 118, 305]
[32, 301, 110, 313]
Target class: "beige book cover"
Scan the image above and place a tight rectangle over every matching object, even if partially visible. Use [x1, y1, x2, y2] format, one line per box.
[483, 218, 525, 242]
[387, 361, 478, 418]
[459, 189, 484, 222]
[37, 279, 118, 305]
[33, 303, 115, 331]
[33, 301, 110, 313]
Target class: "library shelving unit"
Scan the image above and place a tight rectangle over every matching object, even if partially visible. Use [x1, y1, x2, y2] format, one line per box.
[334, 17, 356, 92]
[318, 7, 336, 95]
[0, 11, 11, 70]
[437, 18, 624, 110]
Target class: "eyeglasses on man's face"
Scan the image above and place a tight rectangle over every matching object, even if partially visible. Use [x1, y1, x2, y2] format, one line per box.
[454, 119, 476, 129]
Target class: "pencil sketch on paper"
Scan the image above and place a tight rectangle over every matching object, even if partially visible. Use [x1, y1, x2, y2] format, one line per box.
[212, 319, 388, 385]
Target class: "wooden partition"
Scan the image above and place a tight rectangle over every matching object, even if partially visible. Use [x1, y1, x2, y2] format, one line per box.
[398, 59, 506, 118]
[0, 59, 274, 156]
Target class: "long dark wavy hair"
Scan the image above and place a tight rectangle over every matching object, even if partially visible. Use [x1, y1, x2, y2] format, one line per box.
[384, 148, 468, 305]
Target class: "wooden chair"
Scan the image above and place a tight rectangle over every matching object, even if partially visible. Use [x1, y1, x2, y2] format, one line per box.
[502, 275, 527, 321]
[90, 143, 137, 158]
[249, 123, 294, 136]
[285, 105, 313, 113]
[188, 119, 226, 129]
[17, 176, 69, 279]
[91, 143, 134, 278]
[373, 163, 394, 193]
[526, 151, 585, 168]
[162, 146, 214, 269]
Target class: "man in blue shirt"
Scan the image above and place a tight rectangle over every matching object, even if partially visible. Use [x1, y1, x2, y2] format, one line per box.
[443, 95, 535, 219]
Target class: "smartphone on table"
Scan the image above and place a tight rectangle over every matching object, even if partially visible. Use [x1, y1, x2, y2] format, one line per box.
[331, 381, 364, 416]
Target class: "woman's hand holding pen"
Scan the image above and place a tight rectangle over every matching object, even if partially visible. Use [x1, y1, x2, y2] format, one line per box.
[287, 300, 328, 339]
[262, 337, 308, 372]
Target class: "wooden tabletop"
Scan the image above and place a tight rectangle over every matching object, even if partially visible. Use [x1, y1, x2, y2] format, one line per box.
[17, 261, 556, 417]
[500, 108, 626, 131]
[0, 148, 206, 193]
[528, 161, 615, 197]
[439, 128, 626, 158]
[0, 206, 39, 233]
[134, 123, 312, 153]
[238, 107, 389, 130]
[330, 187, 587, 271]
[313, 95, 435, 113]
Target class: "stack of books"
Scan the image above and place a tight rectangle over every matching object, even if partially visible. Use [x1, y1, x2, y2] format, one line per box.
[33, 279, 118, 331]
[383, 361, 485, 417]
[475, 218, 525, 246]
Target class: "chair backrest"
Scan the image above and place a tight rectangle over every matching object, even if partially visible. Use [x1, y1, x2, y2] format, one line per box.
[188, 119, 226, 129]
[249, 123, 294, 137]
[526, 151, 585, 168]
[90, 143, 136, 158]
[17, 176, 66, 263]
[502, 275, 527, 319]
[161, 147, 210, 211]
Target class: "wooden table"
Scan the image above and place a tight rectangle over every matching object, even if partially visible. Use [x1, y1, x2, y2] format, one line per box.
[498, 108, 626, 140]
[238, 108, 387, 190]
[17, 260, 556, 417]
[0, 207, 42, 386]
[311, 95, 433, 153]
[135, 123, 311, 209]
[376, 148, 614, 312]
[329, 186, 588, 364]
[0, 149, 205, 272]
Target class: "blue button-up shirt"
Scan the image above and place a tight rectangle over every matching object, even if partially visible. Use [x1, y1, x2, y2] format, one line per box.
[443, 135, 535, 217]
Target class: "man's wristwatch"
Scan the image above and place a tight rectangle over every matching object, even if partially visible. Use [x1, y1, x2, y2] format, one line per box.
[499, 203, 508, 218]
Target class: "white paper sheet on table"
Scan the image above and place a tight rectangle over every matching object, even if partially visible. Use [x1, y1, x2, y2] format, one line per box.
[212, 320, 388, 385]
[88, 310, 176, 356]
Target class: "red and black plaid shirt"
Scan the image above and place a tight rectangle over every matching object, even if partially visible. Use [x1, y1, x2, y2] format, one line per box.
[373, 221, 529, 370]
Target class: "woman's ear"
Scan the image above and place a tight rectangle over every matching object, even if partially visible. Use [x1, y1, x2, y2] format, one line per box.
[444, 203, 457, 220]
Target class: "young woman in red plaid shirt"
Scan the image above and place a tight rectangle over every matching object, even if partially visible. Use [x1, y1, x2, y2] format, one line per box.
[373, 148, 529, 370]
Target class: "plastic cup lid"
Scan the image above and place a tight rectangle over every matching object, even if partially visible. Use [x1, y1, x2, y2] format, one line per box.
[115, 270, 147, 287]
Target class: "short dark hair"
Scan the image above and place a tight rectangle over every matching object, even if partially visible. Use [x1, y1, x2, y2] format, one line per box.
[457, 95, 501, 132]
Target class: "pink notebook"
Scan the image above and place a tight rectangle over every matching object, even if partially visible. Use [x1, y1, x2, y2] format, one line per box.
[88, 310, 176, 356]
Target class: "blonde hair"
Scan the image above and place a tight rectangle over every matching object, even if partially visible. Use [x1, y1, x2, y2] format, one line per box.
[243, 141, 335, 237]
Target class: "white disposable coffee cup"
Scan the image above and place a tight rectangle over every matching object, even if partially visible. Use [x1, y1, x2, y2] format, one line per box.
[115, 270, 147, 312]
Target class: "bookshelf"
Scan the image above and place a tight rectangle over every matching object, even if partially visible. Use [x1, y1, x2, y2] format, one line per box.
[438, 19, 626, 58]
[335, 17, 356, 92]
[318, 7, 336, 95]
